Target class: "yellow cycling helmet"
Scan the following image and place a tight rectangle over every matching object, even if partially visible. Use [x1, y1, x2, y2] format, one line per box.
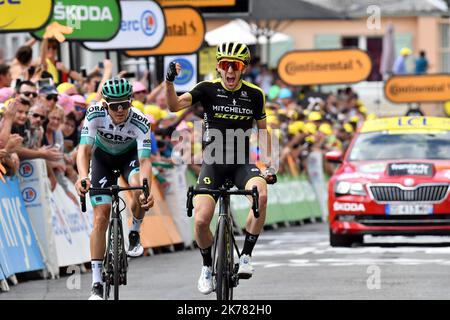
[216, 42, 251, 65]
[350, 115, 360, 123]
[400, 47, 412, 56]
[343, 123, 354, 133]
[305, 135, 315, 144]
[319, 123, 333, 136]
[288, 121, 305, 135]
[57, 82, 77, 95]
[359, 105, 368, 114]
[303, 122, 317, 135]
[308, 111, 322, 122]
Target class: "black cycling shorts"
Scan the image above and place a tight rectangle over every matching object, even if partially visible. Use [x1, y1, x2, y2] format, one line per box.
[196, 163, 265, 202]
[89, 146, 139, 206]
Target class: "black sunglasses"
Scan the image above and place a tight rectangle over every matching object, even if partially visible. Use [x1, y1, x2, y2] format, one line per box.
[106, 100, 131, 112]
[21, 91, 38, 98]
[31, 113, 46, 120]
[46, 94, 58, 101]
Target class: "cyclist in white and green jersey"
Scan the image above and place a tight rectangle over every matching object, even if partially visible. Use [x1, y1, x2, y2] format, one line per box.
[75, 78, 154, 300]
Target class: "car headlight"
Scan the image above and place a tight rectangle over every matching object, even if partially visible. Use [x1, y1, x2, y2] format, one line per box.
[335, 181, 366, 196]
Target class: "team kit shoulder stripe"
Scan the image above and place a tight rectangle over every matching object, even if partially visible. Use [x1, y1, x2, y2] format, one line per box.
[80, 136, 94, 145]
[87, 112, 105, 121]
[192, 79, 216, 89]
[138, 149, 152, 158]
[243, 80, 267, 114]
[86, 104, 107, 121]
[130, 118, 149, 134]
[185, 92, 193, 104]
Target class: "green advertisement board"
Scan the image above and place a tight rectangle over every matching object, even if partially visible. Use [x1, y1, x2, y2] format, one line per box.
[186, 171, 323, 233]
[33, 0, 121, 41]
[230, 174, 323, 228]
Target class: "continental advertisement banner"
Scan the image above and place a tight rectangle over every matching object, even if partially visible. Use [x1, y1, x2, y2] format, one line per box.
[0, 0, 53, 33]
[385, 74, 450, 103]
[126, 6, 204, 57]
[231, 175, 322, 228]
[277, 49, 372, 86]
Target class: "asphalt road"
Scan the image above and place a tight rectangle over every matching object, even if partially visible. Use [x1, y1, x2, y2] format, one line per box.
[2, 222, 450, 300]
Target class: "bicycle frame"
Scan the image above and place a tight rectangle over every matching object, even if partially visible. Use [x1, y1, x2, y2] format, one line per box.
[187, 184, 259, 300]
[102, 186, 128, 300]
[80, 179, 149, 301]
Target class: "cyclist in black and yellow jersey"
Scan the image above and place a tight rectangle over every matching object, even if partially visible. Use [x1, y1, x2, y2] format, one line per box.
[165, 42, 275, 295]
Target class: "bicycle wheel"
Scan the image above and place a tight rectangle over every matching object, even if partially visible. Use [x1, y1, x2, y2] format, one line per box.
[215, 217, 232, 300]
[103, 221, 114, 300]
[113, 216, 120, 300]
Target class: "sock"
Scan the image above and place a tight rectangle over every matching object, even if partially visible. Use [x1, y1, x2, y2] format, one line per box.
[200, 246, 212, 267]
[131, 216, 143, 232]
[91, 260, 103, 285]
[242, 231, 259, 257]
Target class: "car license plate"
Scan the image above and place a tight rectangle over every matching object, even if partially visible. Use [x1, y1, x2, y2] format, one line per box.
[386, 204, 433, 215]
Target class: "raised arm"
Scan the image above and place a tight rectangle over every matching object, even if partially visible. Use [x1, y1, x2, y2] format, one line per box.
[91, 59, 112, 103]
[165, 62, 193, 112]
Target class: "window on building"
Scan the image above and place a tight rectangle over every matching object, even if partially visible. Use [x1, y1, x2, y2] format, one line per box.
[341, 37, 359, 48]
[367, 37, 382, 81]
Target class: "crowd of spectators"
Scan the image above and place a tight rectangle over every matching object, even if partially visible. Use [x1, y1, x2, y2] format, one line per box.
[0, 38, 372, 194]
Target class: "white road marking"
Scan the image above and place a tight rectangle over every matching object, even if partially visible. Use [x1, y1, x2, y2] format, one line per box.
[250, 232, 450, 268]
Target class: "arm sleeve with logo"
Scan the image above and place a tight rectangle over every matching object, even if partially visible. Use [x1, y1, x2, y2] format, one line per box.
[136, 127, 152, 159]
[253, 88, 266, 121]
[79, 109, 99, 146]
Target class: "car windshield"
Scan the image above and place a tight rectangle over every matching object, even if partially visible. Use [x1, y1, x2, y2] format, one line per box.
[348, 131, 450, 161]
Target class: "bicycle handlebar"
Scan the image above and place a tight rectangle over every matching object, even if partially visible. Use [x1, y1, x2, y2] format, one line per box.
[80, 178, 149, 213]
[186, 186, 260, 219]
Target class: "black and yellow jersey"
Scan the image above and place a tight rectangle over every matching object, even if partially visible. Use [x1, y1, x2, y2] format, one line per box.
[187, 78, 266, 163]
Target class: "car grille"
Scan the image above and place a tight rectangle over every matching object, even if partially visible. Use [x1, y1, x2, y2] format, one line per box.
[339, 214, 450, 228]
[369, 184, 449, 203]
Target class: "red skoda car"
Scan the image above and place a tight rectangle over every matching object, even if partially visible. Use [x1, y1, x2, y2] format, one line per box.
[327, 117, 450, 246]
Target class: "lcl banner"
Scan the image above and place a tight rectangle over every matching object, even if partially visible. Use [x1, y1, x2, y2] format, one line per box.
[277, 49, 372, 86]
[83, 0, 166, 51]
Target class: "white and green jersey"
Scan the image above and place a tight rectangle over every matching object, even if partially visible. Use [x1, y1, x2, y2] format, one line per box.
[80, 104, 152, 158]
